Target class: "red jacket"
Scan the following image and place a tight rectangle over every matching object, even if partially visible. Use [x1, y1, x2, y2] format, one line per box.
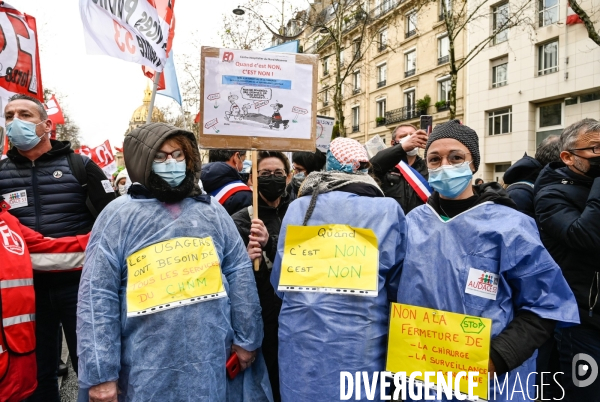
[0, 198, 89, 401]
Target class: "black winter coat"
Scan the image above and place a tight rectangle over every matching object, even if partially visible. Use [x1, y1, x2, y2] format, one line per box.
[370, 145, 428, 214]
[232, 194, 290, 402]
[503, 155, 543, 218]
[200, 162, 252, 215]
[534, 163, 600, 330]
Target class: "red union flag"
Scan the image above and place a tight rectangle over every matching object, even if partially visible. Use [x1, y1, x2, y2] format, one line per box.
[45, 94, 65, 126]
[79, 0, 176, 71]
[76, 140, 117, 179]
[0, 3, 44, 127]
[567, 3, 584, 25]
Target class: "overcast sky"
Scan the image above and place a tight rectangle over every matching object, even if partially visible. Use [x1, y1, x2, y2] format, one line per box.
[8, 0, 306, 150]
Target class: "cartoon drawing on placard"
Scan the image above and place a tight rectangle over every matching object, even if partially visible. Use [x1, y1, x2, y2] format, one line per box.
[241, 103, 252, 118]
[207, 93, 220, 108]
[291, 106, 308, 123]
[224, 94, 242, 120]
[268, 102, 289, 130]
[205, 118, 220, 133]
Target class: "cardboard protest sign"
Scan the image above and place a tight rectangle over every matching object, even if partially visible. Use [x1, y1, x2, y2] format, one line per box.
[199, 47, 317, 151]
[126, 236, 227, 317]
[316, 115, 334, 153]
[0, 3, 44, 127]
[279, 225, 379, 296]
[386, 303, 492, 400]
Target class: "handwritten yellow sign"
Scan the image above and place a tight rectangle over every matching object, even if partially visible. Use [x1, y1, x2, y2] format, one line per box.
[126, 237, 226, 317]
[386, 303, 491, 400]
[279, 225, 379, 296]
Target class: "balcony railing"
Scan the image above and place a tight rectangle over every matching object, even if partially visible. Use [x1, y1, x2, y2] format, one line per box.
[377, 80, 386, 88]
[353, 88, 361, 95]
[385, 106, 426, 124]
[352, 125, 360, 133]
[438, 55, 449, 65]
[369, 0, 402, 20]
[405, 69, 415, 78]
[405, 29, 416, 39]
[378, 44, 387, 52]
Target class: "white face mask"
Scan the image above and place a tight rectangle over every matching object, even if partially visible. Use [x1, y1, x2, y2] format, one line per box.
[400, 134, 419, 156]
[118, 184, 127, 196]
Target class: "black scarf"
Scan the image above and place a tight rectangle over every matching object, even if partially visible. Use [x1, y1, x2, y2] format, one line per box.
[146, 170, 197, 203]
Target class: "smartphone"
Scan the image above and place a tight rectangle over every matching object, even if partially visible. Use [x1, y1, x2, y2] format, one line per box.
[420, 115, 433, 135]
[226, 352, 240, 380]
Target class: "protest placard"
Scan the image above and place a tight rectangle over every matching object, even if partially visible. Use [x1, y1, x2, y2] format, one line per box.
[279, 224, 379, 297]
[316, 115, 335, 153]
[199, 47, 317, 151]
[126, 236, 227, 317]
[386, 303, 492, 400]
[76, 140, 117, 179]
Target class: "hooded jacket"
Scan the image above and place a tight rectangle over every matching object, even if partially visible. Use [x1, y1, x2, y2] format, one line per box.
[503, 155, 543, 218]
[534, 162, 600, 331]
[77, 123, 271, 402]
[201, 162, 252, 215]
[399, 183, 578, 401]
[370, 144, 429, 214]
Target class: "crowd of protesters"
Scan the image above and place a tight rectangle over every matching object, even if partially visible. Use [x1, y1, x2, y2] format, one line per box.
[0, 93, 599, 402]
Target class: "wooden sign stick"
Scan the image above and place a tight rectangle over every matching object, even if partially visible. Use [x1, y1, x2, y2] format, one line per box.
[252, 149, 260, 272]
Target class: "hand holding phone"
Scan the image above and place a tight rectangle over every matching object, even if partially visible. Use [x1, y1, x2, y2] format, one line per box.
[420, 115, 433, 135]
[226, 352, 240, 380]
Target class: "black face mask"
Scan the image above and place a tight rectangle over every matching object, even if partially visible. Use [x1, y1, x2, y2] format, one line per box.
[257, 175, 287, 202]
[573, 154, 600, 179]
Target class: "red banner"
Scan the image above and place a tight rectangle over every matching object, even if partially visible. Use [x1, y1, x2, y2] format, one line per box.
[76, 140, 117, 179]
[0, 3, 44, 126]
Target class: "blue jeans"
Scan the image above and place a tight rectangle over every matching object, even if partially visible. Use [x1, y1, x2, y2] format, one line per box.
[555, 325, 600, 402]
[26, 282, 79, 402]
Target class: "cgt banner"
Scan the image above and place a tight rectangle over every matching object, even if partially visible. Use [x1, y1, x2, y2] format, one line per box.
[0, 3, 44, 127]
[76, 140, 117, 179]
[79, 0, 176, 71]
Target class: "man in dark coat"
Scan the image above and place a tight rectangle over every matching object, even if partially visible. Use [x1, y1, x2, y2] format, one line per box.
[534, 118, 600, 399]
[370, 124, 429, 214]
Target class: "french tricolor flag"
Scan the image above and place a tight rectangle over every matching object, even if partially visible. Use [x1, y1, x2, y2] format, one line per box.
[396, 161, 432, 203]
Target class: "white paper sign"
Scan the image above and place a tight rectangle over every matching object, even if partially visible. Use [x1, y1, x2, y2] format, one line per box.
[202, 49, 313, 140]
[79, 0, 171, 71]
[465, 268, 499, 300]
[316, 115, 335, 153]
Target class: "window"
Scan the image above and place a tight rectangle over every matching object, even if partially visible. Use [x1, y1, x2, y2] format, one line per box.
[438, 35, 449, 64]
[488, 108, 512, 135]
[353, 70, 361, 92]
[406, 12, 417, 38]
[405, 50, 416, 77]
[376, 99, 386, 118]
[376, 99, 386, 126]
[494, 164, 511, 183]
[539, 103, 561, 128]
[323, 86, 329, 105]
[491, 57, 508, 88]
[352, 106, 360, 132]
[492, 3, 509, 45]
[538, 40, 558, 75]
[323, 57, 329, 75]
[439, 0, 452, 20]
[405, 89, 415, 108]
[339, 49, 345, 67]
[438, 78, 451, 102]
[581, 91, 600, 103]
[378, 29, 388, 51]
[353, 40, 361, 59]
[539, 0, 559, 27]
[377, 63, 387, 87]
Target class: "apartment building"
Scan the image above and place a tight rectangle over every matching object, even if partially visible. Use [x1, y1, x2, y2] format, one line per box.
[466, 0, 600, 182]
[300, 0, 466, 144]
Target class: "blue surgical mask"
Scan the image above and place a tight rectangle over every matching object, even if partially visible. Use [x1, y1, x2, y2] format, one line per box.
[428, 162, 473, 198]
[152, 159, 187, 187]
[6, 118, 45, 151]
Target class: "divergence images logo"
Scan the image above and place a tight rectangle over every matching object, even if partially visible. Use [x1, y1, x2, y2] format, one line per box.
[573, 353, 598, 388]
[222, 52, 234, 62]
[479, 272, 499, 286]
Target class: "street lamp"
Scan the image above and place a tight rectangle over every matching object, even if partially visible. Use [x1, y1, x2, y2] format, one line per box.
[232, 5, 308, 41]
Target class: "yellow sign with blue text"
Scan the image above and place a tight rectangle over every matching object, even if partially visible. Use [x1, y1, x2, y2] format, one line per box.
[386, 303, 492, 400]
[126, 237, 226, 317]
[279, 224, 379, 296]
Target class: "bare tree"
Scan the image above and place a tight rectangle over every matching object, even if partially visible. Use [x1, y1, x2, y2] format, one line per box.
[414, 0, 533, 119]
[569, 0, 600, 46]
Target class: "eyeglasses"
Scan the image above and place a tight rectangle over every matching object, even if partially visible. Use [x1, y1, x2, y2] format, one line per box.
[257, 169, 286, 177]
[292, 166, 306, 175]
[426, 151, 471, 169]
[569, 145, 600, 154]
[154, 150, 185, 163]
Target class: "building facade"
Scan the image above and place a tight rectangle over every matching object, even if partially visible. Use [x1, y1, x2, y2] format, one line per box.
[466, 0, 600, 182]
[300, 0, 466, 145]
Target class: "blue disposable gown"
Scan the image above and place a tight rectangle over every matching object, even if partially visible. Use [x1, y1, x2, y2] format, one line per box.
[77, 194, 271, 402]
[271, 191, 407, 401]
[397, 203, 579, 402]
